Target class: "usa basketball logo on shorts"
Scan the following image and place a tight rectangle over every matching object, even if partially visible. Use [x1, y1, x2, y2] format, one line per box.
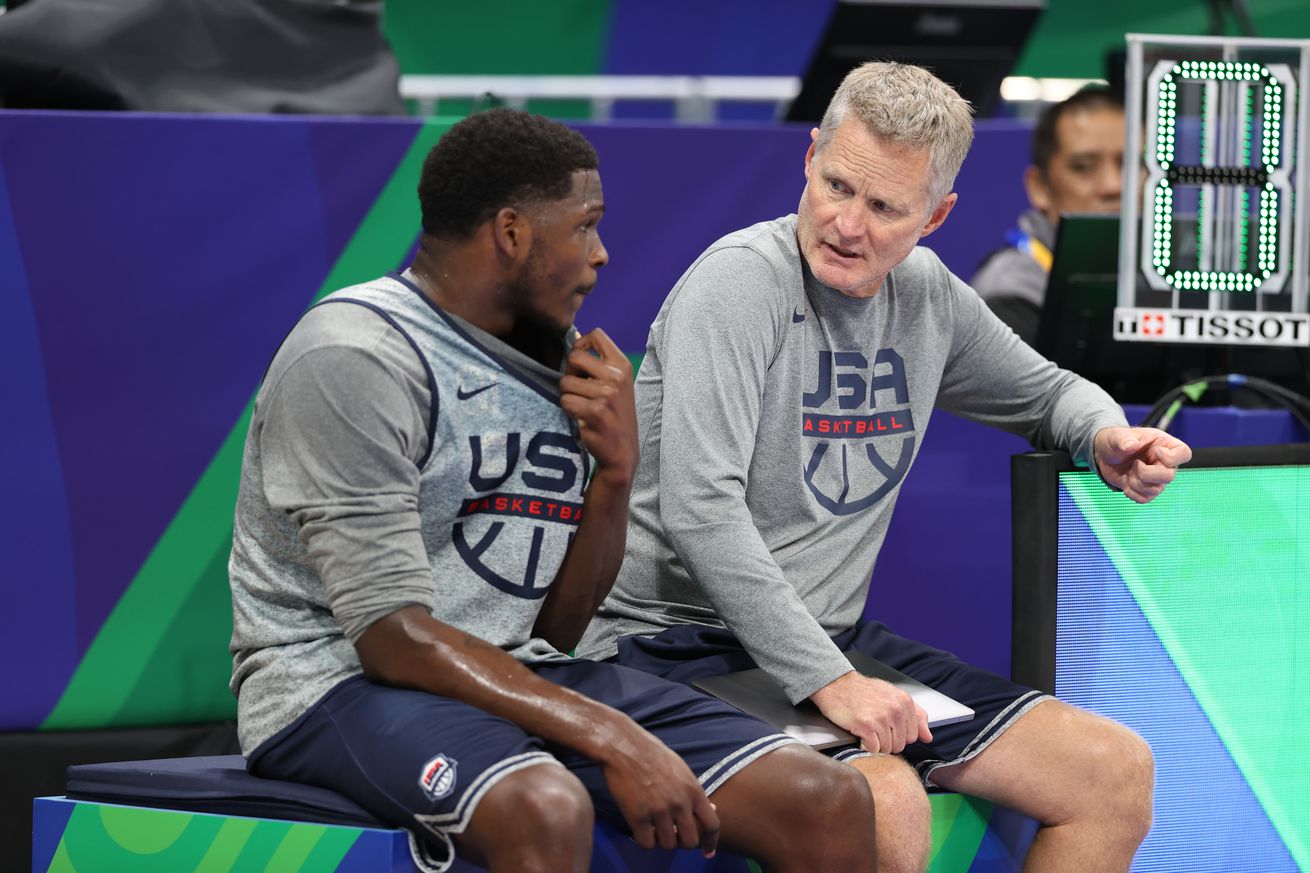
[419, 754, 458, 801]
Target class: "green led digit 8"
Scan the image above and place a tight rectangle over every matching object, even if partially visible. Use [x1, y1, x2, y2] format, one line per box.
[1140, 59, 1296, 294]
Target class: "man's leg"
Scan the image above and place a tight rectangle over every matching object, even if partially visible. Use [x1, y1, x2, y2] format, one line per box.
[927, 699, 1153, 873]
[845, 754, 932, 873]
[709, 743, 878, 873]
[452, 764, 594, 873]
[250, 676, 589, 872]
[536, 659, 877, 873]
[826, 620, 1150, 872]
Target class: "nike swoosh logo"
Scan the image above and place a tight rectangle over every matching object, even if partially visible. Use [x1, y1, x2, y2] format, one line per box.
[456, 382, 498, 401]
[792, 308, 806, 323]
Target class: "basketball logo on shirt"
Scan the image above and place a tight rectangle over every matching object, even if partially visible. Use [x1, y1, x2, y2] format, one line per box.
[455, 430, 585, 598]
[419, 754, 458, 801]
[800, 348, 916, 516]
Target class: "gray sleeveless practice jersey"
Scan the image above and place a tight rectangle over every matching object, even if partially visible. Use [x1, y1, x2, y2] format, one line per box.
[230, 273, 582, 753]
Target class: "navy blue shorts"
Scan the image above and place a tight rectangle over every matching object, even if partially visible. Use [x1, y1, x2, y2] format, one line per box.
[248, 658, 797, 871]
[614, 621, 1050, 785]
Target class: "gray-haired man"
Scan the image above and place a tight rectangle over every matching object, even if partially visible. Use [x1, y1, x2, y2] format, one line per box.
[578, 62, 1190, 872]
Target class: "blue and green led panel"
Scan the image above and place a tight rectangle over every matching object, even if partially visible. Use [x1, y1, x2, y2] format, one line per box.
[1020, 450, 1310, 872]
[33, 793, 1032, 873]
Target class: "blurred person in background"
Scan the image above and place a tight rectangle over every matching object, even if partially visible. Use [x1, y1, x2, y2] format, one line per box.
[971, 87, 1126, 344]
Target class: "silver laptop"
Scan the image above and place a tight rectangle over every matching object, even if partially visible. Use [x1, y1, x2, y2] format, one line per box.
[693, 651, 975, 750]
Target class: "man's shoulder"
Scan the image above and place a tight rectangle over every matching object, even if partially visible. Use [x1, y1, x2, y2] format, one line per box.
[265, 276, 421, 389]
[884, 248, 982, 328]
[700, 215, 800, 270]
[713, 214, 797, 247]
[892, 246, 952, 288]
[316, 273, 410, 312]
[650, 216, 800, 342]
[295, 272, 426, 340]
[287, 290, 402, 353]
[677, 215, 802, 294]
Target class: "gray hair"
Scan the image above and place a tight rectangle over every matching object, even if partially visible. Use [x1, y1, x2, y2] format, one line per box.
[815, 61, 975, 206]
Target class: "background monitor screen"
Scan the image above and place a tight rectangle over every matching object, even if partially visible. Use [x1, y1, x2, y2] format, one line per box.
[1039, 214, 1310, 406]
[1039, 214, 1206, 405]
[1011, 445, 1310, 872]
[787, 0, 1044, 122]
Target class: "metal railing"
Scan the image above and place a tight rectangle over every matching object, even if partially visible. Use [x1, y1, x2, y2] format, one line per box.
[399, 74, 802, 122]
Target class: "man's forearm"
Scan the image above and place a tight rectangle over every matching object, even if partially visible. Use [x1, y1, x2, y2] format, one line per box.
[532, 467, 633, 652]
[666, 516, 854, 703]
[358, 606, 633, 761]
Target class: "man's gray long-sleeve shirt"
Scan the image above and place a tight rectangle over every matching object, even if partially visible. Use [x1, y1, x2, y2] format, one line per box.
[576, 215, 1125, 703]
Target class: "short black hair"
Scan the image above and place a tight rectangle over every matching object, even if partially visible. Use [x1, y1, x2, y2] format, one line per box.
[418, 108, 599, 239]
[1030, 86, 1125, 174]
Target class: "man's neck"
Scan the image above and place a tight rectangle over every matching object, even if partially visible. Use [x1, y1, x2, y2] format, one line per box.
[408, 245, 567, 371]
[409, 244, 492, 324]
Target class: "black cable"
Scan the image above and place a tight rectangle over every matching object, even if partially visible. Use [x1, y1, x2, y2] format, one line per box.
[1139, 374, 1310, 437]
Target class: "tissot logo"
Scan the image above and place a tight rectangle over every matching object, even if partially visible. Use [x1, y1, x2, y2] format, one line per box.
[801, 349, 915, 516]
[1114, 307, 1310, 347]
[456, 430, 583, 598]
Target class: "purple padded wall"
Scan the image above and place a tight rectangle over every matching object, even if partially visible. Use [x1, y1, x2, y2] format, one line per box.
[1, 110, 1033, 729]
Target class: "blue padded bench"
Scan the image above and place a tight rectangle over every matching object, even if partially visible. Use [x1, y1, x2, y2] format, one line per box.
[32, 756, 1034, 872]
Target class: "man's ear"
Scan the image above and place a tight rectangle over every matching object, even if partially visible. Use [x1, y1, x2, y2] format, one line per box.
[1024, 165, 1054, 220]
[919, 193, 958, 238]
[490, 206, 531, 261]
[804, 127, 820, 179]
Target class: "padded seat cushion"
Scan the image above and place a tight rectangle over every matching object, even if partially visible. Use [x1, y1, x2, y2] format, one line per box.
[65, 755, 386, 829]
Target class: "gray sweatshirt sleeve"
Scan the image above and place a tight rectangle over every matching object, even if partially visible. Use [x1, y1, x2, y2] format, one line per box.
[257, 319, 436, 642]
[657, 248, 855, 703]
[934, 268, 1127, 467]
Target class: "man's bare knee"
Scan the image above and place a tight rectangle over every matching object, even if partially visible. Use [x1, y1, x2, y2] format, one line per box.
[459, 763, 593, 872]
[715, 744, 876, 871]
[850, 755, 931, 873]
[1085, 723, 1154, 836]
[788, 751, 879, 867]
[790, 750, 877, 825]
[487, 763, 594, 836]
